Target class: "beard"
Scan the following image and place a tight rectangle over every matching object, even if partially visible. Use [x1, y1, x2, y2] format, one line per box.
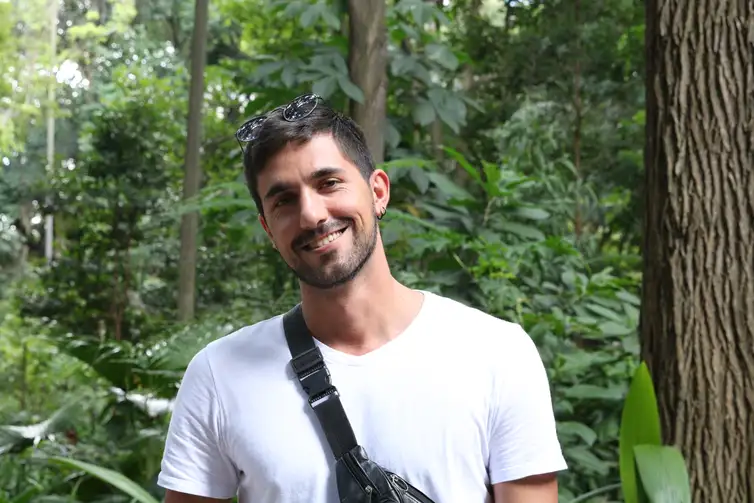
[286, 213, 379, 290]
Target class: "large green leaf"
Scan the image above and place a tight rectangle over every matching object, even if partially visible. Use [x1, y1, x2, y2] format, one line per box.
[633, 445, 691, 503]
[619, 362, 662, 503]
[48, 457, 159, 503]
[0, 402, 78, 455]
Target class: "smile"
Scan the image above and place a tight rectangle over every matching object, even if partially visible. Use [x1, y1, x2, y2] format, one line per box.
[303, 227, 347, 250]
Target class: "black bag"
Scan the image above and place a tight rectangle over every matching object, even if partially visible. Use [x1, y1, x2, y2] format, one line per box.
[283, 304, 436, 503]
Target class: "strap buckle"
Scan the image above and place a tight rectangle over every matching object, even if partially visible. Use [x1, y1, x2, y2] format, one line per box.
[291, 347, 337, 406]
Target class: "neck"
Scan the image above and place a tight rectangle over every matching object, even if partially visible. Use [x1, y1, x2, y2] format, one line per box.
[298, 248, 424, 355]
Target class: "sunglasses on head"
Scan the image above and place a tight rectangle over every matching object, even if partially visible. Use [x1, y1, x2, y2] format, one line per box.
[234, 93, 323, 156]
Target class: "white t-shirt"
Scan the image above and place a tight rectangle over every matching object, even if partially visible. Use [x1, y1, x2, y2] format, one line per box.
[157, 291, 567, 502]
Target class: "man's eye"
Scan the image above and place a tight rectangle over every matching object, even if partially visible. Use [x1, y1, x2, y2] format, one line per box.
[322, 179, 339, 188]
[275, 195, 294, 207]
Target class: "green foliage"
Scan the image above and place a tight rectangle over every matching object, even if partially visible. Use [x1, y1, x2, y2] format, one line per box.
[49, 457, 160, 503]
[619, 362, 662, 503]
[0, 0, 650, 500]
[633, 445, 691, 503]
[618, 362, 691, 503]
[18, 64, 187, 343]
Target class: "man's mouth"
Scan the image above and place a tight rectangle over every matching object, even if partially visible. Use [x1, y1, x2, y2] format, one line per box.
[302, 226, 348, 251]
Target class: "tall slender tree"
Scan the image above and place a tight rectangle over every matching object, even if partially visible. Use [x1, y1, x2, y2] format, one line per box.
[177, 0, 209, 322]
[640, 0, 754, 500]
[347, 0, 387, 164]
[44, 0, 58, 263]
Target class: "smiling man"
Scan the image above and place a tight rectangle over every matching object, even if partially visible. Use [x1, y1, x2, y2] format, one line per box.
[157, 94, 567, 503]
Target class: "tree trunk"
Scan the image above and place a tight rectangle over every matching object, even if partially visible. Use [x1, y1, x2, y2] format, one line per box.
[177, 0, 209, 322]
[640, 1, 754, 501]
[347, 0, 387, 164]
[44, 0, 58, 264]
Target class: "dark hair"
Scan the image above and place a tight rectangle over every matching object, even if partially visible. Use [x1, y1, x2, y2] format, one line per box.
[242, 104, 375, 216]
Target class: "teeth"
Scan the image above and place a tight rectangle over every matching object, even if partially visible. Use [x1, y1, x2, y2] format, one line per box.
[311, 230, 344, 249]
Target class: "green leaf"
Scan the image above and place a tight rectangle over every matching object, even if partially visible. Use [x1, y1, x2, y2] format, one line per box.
[425, 172, 473, 201]
[412, 99, 435, 125]
[48, 457, 159, 503]
[425, 43, 459, 71]
[566, 445, 611, 475]
[599, 321, 634, 336]
[0, 402, 78, 455]
[617, 290, 642, 305]
[633, 445, 691, 503]
[557, 421, 598, 446]
[586, 303, 623, 322]
[254, 61, 284, 80]
[384, 122, 401, 150]
[337, 75, 364, 103]
[620, 362, 662, 503]
[442, 146, 483, 187]
[498, 222, 546, 241]
[281, 65, 297, 87]
[282, 1, 307, 18]
[564, 384, 626, 401]
[409, 166, 430, 193]
[514, 206, 551, 221]
[321, 8, 341, 30]
[312, 76, 337, 99]
[300, 4, 319, 28]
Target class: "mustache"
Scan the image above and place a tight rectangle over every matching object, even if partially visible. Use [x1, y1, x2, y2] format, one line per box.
[292, 219, 351, 249]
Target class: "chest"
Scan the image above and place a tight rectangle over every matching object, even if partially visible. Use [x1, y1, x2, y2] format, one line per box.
[221, 356, 494, 501]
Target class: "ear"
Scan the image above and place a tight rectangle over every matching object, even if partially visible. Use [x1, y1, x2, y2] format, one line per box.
[258, 214, 277, 249]
[370, 169, 390, 217]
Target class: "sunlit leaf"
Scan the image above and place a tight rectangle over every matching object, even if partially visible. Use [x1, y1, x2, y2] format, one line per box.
[312, 76, 337, 99]
[633, 445, 691, 503]
[48, 457, 159, 503]
[498, 222, 545, 241]
[425, 43, 458, 71]
[412, 99, 435, 126]
[337, 75, 364, 103]
[620, 362, 662, 503]
[557, 421, 598, 447]
[514, 206, 550, 221]
[600, 321, 634, 336]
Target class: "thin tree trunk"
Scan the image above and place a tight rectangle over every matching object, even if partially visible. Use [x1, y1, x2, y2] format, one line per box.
[177, 0, 209, 322]
[347, 0, 387, 164]
[17, 202, 33, 266]
[572, 0, 582, 239]
[640, 0, 754, 501]
[44, 0, 57, 263]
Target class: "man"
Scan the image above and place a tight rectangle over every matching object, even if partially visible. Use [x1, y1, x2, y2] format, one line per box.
[158, 94, 567, 503]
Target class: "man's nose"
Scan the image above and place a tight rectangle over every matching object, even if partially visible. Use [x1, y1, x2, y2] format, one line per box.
[299, 191, 328, 229]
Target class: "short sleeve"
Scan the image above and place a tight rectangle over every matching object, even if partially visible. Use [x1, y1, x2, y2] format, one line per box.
[157, 349, 239, 498]
[487, 324, 568, 484]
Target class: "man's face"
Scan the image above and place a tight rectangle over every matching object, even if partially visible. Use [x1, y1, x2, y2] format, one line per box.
[256, 134, 388, 290]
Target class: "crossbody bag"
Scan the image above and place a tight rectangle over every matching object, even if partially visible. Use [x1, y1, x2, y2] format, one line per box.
[282, 304, 436, 503]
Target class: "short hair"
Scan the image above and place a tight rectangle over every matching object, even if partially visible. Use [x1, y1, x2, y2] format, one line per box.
[242, 103, 375, 216]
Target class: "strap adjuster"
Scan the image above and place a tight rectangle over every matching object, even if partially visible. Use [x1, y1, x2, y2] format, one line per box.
[291, 347, 336, 405]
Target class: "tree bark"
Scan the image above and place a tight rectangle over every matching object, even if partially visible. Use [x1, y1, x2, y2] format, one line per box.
[177, 0, 209, 322]
[347, 0, 387, 164]
[641, 1, 754, 501]
[44, 0, 58, 264]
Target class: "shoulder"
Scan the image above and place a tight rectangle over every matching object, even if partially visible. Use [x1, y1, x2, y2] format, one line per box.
[420, 292, 544, 376]
[422, 291, 532, 349]
[184, 313, 289, 381]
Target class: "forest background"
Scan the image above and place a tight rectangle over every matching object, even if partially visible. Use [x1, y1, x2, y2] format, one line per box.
[1, 1, 752, 502]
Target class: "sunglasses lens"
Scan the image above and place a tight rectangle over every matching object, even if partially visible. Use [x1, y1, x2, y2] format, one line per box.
[284, 94, 318, 121]
[236, 116, 265, 142]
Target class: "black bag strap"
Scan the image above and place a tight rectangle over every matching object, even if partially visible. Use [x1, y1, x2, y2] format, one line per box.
[282, 304, 358, 460]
